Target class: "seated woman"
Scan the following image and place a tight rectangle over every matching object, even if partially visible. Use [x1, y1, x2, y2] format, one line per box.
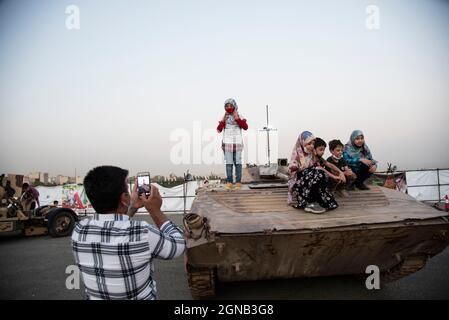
[343, 130, 378, 190]
[288, 131, 338, 214]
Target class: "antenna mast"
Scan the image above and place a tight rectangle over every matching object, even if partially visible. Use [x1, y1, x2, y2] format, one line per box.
[260, 105, 277, 166]
[266, 105, 271, 165]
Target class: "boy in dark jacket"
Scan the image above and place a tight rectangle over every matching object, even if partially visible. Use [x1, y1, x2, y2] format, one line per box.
[327, 139, 357, 193]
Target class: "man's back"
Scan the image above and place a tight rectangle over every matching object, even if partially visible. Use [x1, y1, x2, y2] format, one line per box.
[72, 213, 185, 300]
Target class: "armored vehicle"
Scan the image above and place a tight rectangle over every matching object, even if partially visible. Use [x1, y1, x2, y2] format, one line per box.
[0, 195, 77, 237]
[184, 164, 449, 299]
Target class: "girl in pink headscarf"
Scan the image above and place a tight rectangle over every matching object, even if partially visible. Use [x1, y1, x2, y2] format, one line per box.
[288, 131, 338, 214]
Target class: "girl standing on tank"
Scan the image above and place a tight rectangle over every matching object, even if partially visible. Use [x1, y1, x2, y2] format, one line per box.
[216, 98, 248, 190]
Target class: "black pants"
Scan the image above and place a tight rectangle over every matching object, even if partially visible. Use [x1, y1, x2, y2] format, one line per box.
[354, 163, 372, 186]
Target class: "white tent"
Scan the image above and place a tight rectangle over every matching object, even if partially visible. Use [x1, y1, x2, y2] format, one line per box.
[143, 181, 198, 213]
[406, 169, 449, 202]
[36, 186, 63, 206]
[35, 181, 200, 214]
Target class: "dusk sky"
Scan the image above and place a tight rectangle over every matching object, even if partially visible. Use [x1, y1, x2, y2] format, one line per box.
[1, 0, 448, 178]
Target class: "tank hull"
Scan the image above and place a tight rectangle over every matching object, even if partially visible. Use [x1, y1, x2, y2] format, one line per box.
[185, 185, 449, 298]
[186, 218, 449, 282]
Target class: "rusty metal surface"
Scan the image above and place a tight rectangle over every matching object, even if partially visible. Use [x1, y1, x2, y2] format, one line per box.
[187, 179, 449, 283]
[186, 220, 449, 282]
[210, 186, 389, 212]
[190, 186, 449, 233]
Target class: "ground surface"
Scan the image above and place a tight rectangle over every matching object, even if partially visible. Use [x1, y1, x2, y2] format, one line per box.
[1, 214, 448, 300]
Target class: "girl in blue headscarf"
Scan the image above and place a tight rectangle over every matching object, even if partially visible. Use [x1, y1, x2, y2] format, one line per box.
[343, 130, 378, 190]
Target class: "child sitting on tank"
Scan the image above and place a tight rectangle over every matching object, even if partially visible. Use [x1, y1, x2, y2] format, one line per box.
[343, 130, 378, 190]
[326, 139, 357, 194]
[288, 131, 338, 214]
[312, 138, 347, 196]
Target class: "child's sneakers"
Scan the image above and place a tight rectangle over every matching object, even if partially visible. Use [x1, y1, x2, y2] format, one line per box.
[304, 203, 326, 214]
[225, 182, 241, 190]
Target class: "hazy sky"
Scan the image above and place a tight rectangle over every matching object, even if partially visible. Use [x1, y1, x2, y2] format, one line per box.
[1, 0, 448, 178]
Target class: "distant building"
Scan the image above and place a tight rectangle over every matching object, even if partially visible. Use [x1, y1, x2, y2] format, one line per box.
[41, 173, 49, 184]
[152, 175, 166, 183]
[67, 176, 83, 184]
[168, 173, 178, 182]
[6, 173, 26, 195]
[55, 175, 69, 185]
[28, 172, 40, 183]
[28, 172, 49, 184]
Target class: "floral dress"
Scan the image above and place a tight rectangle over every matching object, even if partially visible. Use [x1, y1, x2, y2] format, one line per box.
[292, 167, 338, 210]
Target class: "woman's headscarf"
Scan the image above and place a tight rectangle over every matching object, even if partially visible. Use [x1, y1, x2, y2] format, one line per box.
[287, 131, 315, 204]
[224, 98, 238, 126]
[289, 131, 315, 172]
[344, 130, 374, 160]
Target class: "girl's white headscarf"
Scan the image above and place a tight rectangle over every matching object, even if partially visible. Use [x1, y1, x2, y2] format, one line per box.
[224, 98, 238, 126]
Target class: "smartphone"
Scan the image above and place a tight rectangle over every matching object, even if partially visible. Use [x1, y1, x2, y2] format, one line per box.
[136, 172, 151, 196]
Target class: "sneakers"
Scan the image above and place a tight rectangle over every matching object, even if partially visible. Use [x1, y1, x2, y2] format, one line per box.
[225, 182, 242, 190]
[356, 183, 370, 190]
[304, 203, 326, 214]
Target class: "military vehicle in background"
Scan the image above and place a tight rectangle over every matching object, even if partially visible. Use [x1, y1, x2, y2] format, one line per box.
[0, 175, 77, 237]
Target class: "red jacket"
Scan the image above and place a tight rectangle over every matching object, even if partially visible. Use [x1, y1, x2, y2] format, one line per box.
[217, 118, 248, 132]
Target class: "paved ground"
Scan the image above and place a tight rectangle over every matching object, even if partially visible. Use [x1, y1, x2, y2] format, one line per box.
[0, 214, 448, 300]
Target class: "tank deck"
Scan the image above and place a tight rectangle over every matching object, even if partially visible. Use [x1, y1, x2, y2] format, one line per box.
[190, 185, 449, 233]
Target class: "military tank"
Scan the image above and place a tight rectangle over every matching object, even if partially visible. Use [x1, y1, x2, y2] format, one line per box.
[183, 163, 449, 299]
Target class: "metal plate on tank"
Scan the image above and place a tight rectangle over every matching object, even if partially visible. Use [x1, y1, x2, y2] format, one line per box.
[209, 187, 389, 213]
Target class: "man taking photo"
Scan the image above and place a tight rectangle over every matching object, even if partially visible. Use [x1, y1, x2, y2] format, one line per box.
[71, 165, 186, 300]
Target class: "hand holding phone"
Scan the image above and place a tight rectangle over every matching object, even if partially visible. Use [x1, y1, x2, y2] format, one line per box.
[141, 184, 163, 215]
[136, 172, 151, 197]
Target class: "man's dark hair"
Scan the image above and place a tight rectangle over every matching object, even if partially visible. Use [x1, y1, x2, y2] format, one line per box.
[22, 182, 29, 188]
[329, 139, 344, 151]
[83, 166, 129, 214]
[314, 137, 327, 149]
